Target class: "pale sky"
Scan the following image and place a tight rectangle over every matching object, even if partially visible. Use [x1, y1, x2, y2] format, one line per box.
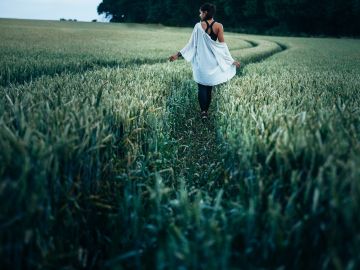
[0, 0, 109, 22]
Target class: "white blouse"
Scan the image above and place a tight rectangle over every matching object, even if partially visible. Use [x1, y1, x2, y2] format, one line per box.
[180, 22, 236, 86]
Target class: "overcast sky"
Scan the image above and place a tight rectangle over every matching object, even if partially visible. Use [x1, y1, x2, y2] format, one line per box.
[0, 0, 108, 22]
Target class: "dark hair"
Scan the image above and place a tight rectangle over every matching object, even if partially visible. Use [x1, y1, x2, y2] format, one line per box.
[200, 3, 216, 20]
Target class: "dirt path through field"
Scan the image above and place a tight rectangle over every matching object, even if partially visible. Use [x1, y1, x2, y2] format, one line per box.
[166, 40, 286, 193]
[167, 82, 225, 193]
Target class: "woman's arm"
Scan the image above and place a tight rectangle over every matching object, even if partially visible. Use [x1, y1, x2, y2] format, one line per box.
[233, 61, 240, 68]
[169, 24, 197, 62]
[217, 23, 225, 43]
[217, 23, 240, 68]
[169, 52, 182, 62]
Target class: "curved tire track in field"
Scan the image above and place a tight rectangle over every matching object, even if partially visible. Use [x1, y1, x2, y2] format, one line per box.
[0, 38, 255, 87]
[232, 39, 285, 64]
[2, 36, 282, 88]
[0, 58, 170, 87]
[166, 38, 287, 193]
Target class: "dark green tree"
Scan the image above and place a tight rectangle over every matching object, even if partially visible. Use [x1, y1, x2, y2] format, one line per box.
[97, 0, 360, 36]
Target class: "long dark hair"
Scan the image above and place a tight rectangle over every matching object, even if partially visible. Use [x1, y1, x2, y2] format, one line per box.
[200, 3, 216, 21]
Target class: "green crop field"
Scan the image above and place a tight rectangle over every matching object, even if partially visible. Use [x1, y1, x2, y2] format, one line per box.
[0, 18, 359, 269]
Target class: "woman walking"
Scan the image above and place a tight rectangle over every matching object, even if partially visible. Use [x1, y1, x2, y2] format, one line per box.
[169, 3, 240, 120]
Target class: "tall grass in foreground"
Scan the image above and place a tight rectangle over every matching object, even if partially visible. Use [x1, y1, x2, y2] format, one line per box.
[215, 38, 360, 268]
[1, 19, 360, 269]
[0, 62, 191, 268]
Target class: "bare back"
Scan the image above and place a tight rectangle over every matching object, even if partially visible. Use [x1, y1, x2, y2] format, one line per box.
[200, 20, 225, 42]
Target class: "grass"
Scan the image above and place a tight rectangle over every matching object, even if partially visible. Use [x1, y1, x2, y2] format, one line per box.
[0, 18, 359, 269]
[215, 37, 360, 269]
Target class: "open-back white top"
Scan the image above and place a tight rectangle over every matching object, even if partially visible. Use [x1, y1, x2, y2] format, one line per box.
[180, 22, 236, 86]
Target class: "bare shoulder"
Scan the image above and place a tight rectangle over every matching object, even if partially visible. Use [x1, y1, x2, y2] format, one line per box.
[213, 22, 223, 35]
[201, 21, 207, 29]
[214, 22, 224, 30]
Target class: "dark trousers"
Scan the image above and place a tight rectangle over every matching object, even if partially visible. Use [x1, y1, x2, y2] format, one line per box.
[198, 83, 212, 112]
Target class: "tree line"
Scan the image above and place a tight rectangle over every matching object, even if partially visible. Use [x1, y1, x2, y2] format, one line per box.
[97, 0, 360, 36]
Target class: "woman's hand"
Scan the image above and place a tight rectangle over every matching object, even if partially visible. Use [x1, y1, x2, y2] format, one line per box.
[168, 54, 178, 62]
[233, 61, 241, 68]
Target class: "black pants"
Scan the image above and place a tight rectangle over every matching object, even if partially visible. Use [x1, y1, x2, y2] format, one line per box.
[198, 83, 213, 112]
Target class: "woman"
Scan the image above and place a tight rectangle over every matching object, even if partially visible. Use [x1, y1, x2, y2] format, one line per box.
[169, 3, 240, 120]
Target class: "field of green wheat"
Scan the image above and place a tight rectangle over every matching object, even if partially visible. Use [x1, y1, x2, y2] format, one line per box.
[1, 18, 359, 269]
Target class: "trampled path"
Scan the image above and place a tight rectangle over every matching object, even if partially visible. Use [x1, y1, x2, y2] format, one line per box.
[166, 39, 286, 193]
